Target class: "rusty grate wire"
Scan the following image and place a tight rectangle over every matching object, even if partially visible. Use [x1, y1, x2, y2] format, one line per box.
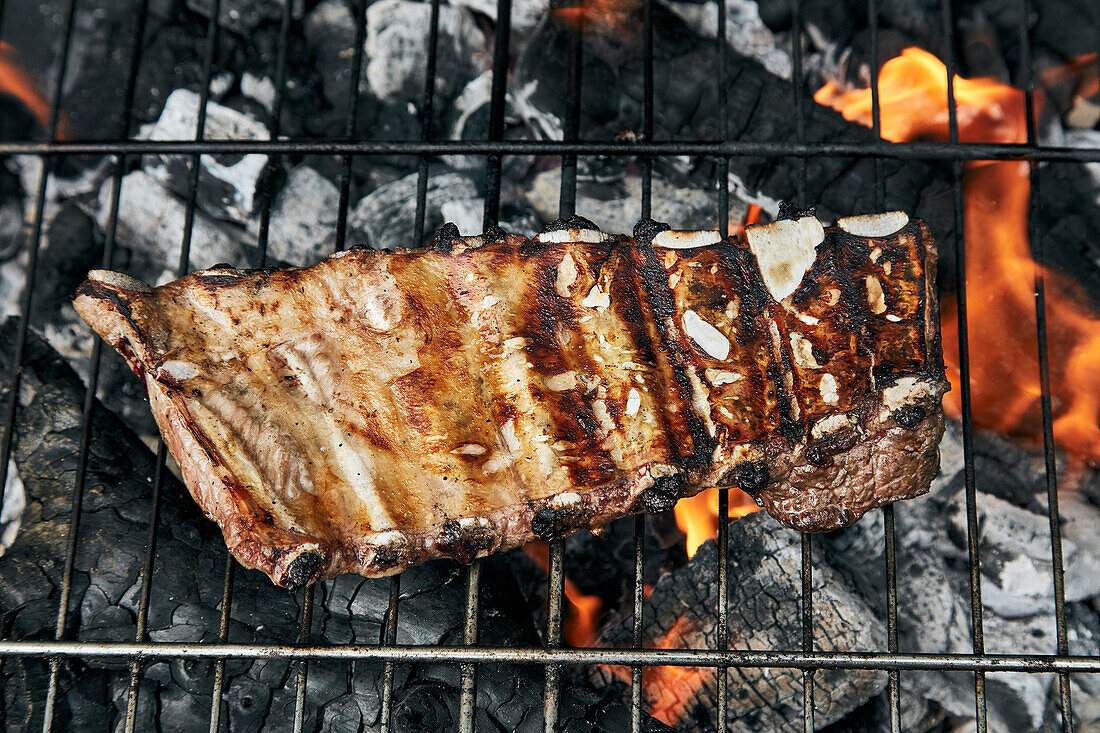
[0, 0, 1098, 731]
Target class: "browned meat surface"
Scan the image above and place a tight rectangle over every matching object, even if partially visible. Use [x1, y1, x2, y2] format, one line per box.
[73, 212, 947, 588]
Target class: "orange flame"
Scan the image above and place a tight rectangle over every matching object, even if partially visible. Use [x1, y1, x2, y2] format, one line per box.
[817, 47, 1100, 464]
[674, 486, 760, 557]
[524, 543, 603, 647]
[603, 616, 713, 726]
[0, 42, 62, 137]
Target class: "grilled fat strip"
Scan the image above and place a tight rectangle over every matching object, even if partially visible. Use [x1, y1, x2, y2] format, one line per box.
[73, 212, 947, 588]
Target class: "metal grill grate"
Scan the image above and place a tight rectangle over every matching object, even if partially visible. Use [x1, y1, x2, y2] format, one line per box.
[0, 0, 1099, 731]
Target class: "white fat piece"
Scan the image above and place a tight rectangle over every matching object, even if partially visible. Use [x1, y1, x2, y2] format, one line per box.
[544, 371, 577, 391]
[625, 388, 641, 416]
[537, 228, 608, 244]
[704, 368, 740, 387]
[554, 252, 578, 296]
[837, 211, 909, 238]
[789, 333, 820, 369]
[745, 216, 825, 301]
[682, 309, 730, 360]
[819, 373, 839, 405]
[581, 284, 611, 310]
[651, 230, 722, 249]
[882, 377, 936, 411]
[160, 360, 200, 380]
[866, 275, 887, 314]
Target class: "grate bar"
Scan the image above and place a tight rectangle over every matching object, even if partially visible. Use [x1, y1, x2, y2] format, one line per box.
[631, 515, 646, 733]
[883, 505, 902, 731]
[207, 556, 237, 733]
[630, 8, 655, 721]
[639, 0, 654, 221]
[411, 0, 442, 244]
[291, 585, 317, 733]
[941, 0, 988, 727]
[788, 2, 815, 728]
[122, 443, 169, 732]
[379, 575, 402, 733]
[481, 0, 513, 228]
[333, 0, 368, 252]
[715, 14, 731, 729]
[1015, 0, 1074, 726]
[544, 541, 566, 732]
[459, 559, 482, 733]
[204, 5, 292, 726]
[254, 0, 294, 267]
[5, 138, 1100, 161]
[1, 2, 90, 729]
[4, 641, 1099, 670]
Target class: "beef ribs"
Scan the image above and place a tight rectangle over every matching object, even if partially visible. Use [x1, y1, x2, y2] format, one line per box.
[72, 211, 947, 587]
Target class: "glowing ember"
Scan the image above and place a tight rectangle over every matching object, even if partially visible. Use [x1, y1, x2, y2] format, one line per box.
[552, 0, 641, 39]
[0, 42, 62, 136]
[523, 543, 603, 647]
[817, 47, 1100, 464]
[603, 616, 713, 727]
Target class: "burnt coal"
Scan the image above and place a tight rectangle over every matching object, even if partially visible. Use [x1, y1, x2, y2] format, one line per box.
[264, 165, 342, 266]
[596, 513, 889, 732]
[0, 322, 668, 732]
[349, 169, 478, 249]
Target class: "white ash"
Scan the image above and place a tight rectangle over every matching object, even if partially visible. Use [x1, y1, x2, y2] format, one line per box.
[528, 168, 748, 233]
[139, 88, 271, 225]
[448, 0, 548, 38]
[99, 170, 257, 273]
[945, 490, 1100, 618]
[0, 460, 24, 558]
[365, 0, 484, 105]
[264, 166, 340, 266]
[667, 0, 791, 79]
[440, 198, 485, 237]
[348, 170, 477, 249]
[241, 72, 277, 114]
[207, 70, 235, 99]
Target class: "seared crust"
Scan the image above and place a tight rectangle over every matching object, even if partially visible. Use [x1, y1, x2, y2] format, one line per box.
[73, 215, 947, 588]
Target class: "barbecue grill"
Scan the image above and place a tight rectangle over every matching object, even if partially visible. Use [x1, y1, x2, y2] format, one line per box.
[1, 0, 1099, 730]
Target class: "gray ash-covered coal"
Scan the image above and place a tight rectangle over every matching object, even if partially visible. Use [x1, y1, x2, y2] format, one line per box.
[0, 323, 669, 732]
[820, 423, 1100, 733]
[594, 512, 889, 732]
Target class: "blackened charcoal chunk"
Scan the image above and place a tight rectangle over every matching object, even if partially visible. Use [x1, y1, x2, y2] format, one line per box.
[348, 171, 477, 249]
[266, 166, 341, 266]
[365, 0, 483, 106]
[141, 89, 271, 224]
[33, 203, 100, 322]
[303, 0, 360, 108]
[186, 0, 304, 35]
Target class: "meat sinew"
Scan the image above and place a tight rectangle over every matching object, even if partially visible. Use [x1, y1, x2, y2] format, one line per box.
[73, 211, 947, 588]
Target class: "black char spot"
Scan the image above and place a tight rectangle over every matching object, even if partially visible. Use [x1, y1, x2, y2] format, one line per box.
[895, 404, 926, 429]
[735, 461, 769, 498]
[433, 222, 462, 253]
[632, 218, 671, 243]
[543, 214, 600, 232]
[283, 552, 322, 591]
[531, 507, 562, 541]
[643, 474, 683, 513]
[776, 201, 817, 221]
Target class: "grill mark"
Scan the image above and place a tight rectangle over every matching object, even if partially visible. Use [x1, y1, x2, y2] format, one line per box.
[628, 243, 715, 471]
[518, 246, 619, 489]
